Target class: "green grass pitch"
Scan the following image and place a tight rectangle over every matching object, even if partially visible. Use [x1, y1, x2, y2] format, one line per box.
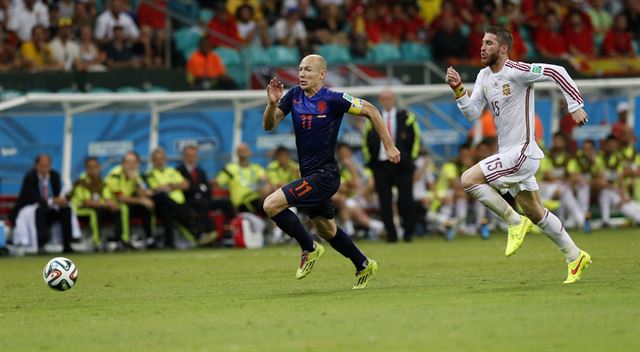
[1, 228, 638, 351]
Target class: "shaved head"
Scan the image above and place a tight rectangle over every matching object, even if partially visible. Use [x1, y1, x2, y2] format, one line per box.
[301, 54, 327, 71]
[299, 55, 327, 94]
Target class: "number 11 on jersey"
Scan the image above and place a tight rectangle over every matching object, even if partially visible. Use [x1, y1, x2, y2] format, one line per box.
[301, 114, 313, 129]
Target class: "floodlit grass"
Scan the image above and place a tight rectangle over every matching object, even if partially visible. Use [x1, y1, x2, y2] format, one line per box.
[1, 228, 638, 351]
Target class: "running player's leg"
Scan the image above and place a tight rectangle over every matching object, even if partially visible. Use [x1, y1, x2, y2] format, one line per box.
[313, 216, 377, 289]
[516, 188, 591, 283]
[515, 190, 580, 261]
[313, 217, 368, 271]
[461, 164, 522, 226]
[263, 189, 315, 252]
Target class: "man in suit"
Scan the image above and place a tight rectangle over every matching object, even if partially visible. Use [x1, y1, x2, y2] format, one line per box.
[176, 145, 235, 240]
[10, 154, 74, 253]
[363, 89, 421, 242]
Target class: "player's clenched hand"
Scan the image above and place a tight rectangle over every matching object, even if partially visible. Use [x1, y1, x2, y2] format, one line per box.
[446, 66, 462, 88]
[267, 77, 284, 104]
[571, 108, 589, 127]
[385, 145, 401, 164]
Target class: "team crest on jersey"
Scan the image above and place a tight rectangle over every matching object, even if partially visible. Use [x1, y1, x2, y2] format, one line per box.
[531, 65, 543, 74]
[502, 83, 511, 96]
[317, 100, 326, 113]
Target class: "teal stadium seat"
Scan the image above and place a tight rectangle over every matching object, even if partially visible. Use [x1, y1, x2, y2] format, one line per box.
[242, 45, 268, 66]
[1, 89, 22, 100]
[369, 43, 401, 63]
[199, 9, 214, 24]
[400, 42, 431, 61]
[266, 45, 300, 66]
[215, 47, 242, 66]
[174, 28, 202, 60]
[87, 87, 112, 93]
[317, 44, 352, 65]
[117, 86, 143, 93]
[146, 85, 169, 92]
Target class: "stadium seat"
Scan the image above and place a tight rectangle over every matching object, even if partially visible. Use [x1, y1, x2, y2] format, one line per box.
[58, 87, 79, 93]
[174, 27, 202, 60]
[87, 87, 112, 93]
[146, 85, 170, 92]
[0, 89, 22, 100]
[266, 45, 300, 66]
[242, 45, 268, 66]
[317, 44, 352, 65]
[199, 8, 214, 24]
[226, 65, 248, 88]
[400, 42, 432, 61]
[26, 88, 51, 93]
[215, 47, 243, 66]
[117, 86, 143, 93]
[368, 43, 402, 64]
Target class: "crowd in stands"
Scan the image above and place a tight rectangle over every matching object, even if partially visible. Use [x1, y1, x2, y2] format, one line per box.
[3, 88, 639, 254]
[1, 0, 638, 89]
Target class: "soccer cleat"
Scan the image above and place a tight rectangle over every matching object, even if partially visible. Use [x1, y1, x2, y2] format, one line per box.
[564, 250, 591, 284]
[353, 259, 378, 290]
[505, 216, 532, 256]
[479, 218, 490, 240]
[295, 242, 325, 279]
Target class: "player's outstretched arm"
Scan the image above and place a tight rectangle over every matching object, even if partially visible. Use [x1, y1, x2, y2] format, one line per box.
[263, 78, 286, 131]
[359, 100, 401, 164]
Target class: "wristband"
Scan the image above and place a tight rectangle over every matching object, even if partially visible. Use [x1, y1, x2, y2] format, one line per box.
[452, 82, 466, 99]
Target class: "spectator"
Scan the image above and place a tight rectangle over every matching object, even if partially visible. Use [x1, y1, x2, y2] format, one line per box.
[7, 0, 49, 42]
[363, 6, 382, 44]
[73, 1, 95, 30]
[146, 148, 200, 248]
[103, 25, 139, 69]
[431, 13, 467, 62]
[104, 151, 154, 247]
[58, 0, 74, 18]
[467, 15, 487, 60]
[94, 0, 139, 43]
[186, 36, 237, 90]
[0, 0, 9, 30]
[134, 25, 163, 68]
[75, 24, 106, 71]
[70, 157, 120, 250]
[535, 13, 568, 59]
[207, 2, 242, 48]
[522, 0, 548, 40]
[626, 0, 640, 41]
[215, 143, 270, 214]
[0, 25, 17, 71]
[565, 12, 596, 57]
[612, 101, 630, 140]
[137, 0, 167, 32]
[260, 0, 281, 27]
[403, 3, 426, 42]
[49, 17, 80, 71]
[273, 7, 308, 50]
[266, 146, 300, 190]
[19, 25, 63, 71]
[587, 0, 613, 42]
[561, 0, 593, 34]
[9, 154, 74, 254]
[333, 143, 385, 239]
[176, 145, 236, 242]
[315, 3, 348, 45]
[602, 14, 635, 57]
[236, 4, 269, 47]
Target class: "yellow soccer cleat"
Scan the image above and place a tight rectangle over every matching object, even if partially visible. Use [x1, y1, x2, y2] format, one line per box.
[564, 250, 591, 284]
[295, 242, 325, 279]
[505, 216, 533, 256]
[353, 259, 378, 290]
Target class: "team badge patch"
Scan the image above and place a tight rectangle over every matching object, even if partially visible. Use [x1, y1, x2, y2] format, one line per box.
[342, 93, 354, 103]
[531, 65, 543, 74]
[502, 83, 511, 96]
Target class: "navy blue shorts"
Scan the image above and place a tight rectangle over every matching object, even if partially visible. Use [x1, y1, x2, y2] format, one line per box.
[282, 165, 340, 219]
